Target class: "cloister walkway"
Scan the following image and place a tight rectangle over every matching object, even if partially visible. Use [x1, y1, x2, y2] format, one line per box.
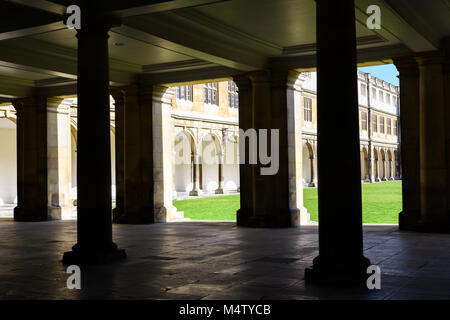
[0, 220, 449, 300]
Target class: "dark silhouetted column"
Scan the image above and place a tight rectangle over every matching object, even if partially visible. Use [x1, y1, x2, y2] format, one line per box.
[13, 97, 48, 221]
[305, 0, 370, 285]
[235, 74, 255, 224]
[63, 6, 125, 264]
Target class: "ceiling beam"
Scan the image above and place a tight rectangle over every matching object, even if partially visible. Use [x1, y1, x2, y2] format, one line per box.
[139, 65, 237, 86]
[107, 0, 230, 18]
[0, 21, 66, 41]
[355, 0, 437, 52]
[0, 38, 138, 85]
[270, 44, 412, 70]
[116, 14, 268, 71]
[5, 0, 65, 16]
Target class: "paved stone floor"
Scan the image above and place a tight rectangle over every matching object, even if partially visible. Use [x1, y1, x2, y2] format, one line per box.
[0, 219, 449, 300]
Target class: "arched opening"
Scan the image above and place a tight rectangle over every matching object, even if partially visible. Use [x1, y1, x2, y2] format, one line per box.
[223, 134, 239, 192]
[200, 132, 221, 193]
[380, 149, 386, 180]
[0, 117, 17, 210]
[302, 141, 315, 187]
[387, 149, 393, 180]
[174, 130, 195, 196]
[362, 147, 369, 181]
[394, 150, 399, 179]
[373, 149, 379, 181]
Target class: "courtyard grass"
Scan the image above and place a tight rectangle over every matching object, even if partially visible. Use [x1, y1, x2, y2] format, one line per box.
[174, 180, 402, 224]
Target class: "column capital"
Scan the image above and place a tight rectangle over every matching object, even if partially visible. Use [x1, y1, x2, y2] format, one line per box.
[233, 74, 251, 91]
[393, 57, 419, 77]
[248, 69, 271, 84]
[415, 51, 445, 67]
[152, 85, 175, 104]
[12, 96, 47, 112]
[47, 97, 71, 114]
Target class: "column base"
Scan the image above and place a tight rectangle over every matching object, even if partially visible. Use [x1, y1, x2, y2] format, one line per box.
[154, 204, 180, 222]
[47, 205, 73, 220]
[237, 208, 300, 227]
[62, 243, 126, 265]
[113, 207, 154, 224]
[14, 206, 47, 222]
[308, 182, 317, 187]
[189, 190, 199, 196]
[398, 210, 421, 231]
[305, 255, 371, 287]
[215, 188, 224, 194]
[400, 211, 450, 233]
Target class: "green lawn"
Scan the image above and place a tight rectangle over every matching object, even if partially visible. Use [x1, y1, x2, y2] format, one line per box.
[174, 181, 402, 224]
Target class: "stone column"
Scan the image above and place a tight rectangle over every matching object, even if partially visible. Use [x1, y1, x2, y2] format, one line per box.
[416, 52, 448, 231]
[443, 38, 450, 222]
[393, 57, 421, 229]
[234, 75, 255, 223]
[305, 0, 370, 285]
[47, 98, 72, 220]
[390, 157, 395, 180]
[111, 89, 125, 222]
[215, 152, 225, 194]
[189, 152, 200, 196]
[152, 85, 180, 221]
[63, 8, 126, 264]
[13, 97, 48, 221]
[309, 155, 316, 187]
[285, 71, 310, 225]
[112, 86, 155, 224]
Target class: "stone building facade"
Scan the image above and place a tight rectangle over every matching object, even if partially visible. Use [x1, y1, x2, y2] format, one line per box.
[0, 70, 400, 218]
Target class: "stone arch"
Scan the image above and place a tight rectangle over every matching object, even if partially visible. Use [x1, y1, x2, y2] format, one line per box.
[394, 149, 399, 179]
[0, 116, 17, 205]
[200, 131, 222, 192]
[387, 149, 393, 180]
[373, 148, 379, 181]
[174, 129, 196, 193]
[302, 140, 315, 187]
[380, 149, 386, 180]
[223, 133, 240, 191]
[362, 147, 369, 181]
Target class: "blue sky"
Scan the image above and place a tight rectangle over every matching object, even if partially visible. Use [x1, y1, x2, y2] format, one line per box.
[358, 64, 399, 86]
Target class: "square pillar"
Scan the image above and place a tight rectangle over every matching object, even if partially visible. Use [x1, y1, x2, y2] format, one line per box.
[13, 97, 48, 221]
[234, 75, 255, 224]
[415, 52, 449, 231]
[394, 57, 422, 229]
[285, 71, 310, 225]
[47, 98, 72, 220]
[235, 70, 309, 227]
[152, 85, 179, 222]
[112, 86, 155, 224]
